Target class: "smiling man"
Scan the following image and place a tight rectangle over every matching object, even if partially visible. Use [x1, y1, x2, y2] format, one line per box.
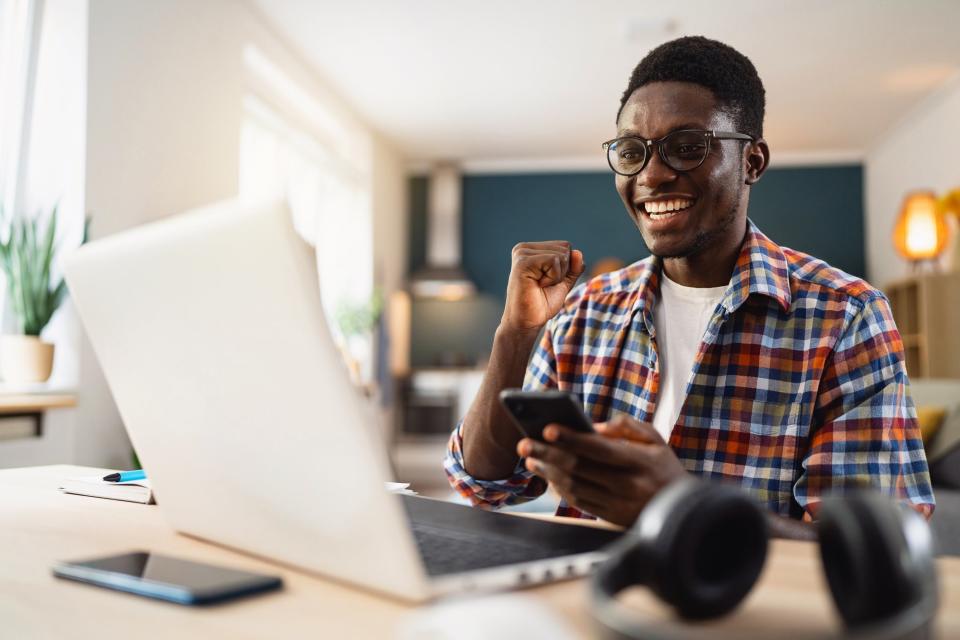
[444, 36, 934, 537]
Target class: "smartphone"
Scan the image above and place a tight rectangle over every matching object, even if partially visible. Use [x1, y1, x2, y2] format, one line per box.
[499, 389, 595, 441]
[53, 551, 283, 605]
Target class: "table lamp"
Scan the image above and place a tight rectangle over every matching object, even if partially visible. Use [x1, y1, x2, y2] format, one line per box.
[892, 191, 951, 270]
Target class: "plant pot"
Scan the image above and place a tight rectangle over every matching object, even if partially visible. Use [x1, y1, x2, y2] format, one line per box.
[0, 335, 55, 383]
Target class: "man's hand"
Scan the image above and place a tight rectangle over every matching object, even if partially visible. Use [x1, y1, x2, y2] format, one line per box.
[516, 414, 688, 527]
[500, 242, 585, 334]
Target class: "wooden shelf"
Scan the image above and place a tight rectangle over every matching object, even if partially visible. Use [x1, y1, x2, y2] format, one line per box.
[886, 272, 960, 379]
[0, 393, 77, 414]
[899, 334, 923, 348]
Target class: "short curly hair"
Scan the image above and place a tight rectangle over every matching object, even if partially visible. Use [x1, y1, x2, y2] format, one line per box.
[617, 36, 765, 139]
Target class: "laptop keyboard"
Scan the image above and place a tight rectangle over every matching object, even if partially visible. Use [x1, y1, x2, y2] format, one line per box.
[411, 521, 567, 576]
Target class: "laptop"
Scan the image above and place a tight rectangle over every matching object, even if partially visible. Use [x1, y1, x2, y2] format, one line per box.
[63, 199, 622, 602]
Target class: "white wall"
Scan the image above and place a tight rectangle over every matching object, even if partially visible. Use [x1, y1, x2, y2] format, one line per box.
[865, 74, 960, 288]
[74, 0, 407, 468]
[371, 128, 408, 434]
[373, 143, 409, 311]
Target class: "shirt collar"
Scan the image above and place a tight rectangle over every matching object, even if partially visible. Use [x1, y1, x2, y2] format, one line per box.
[723, 220, 792, 314]
[630, 219, 792, 329]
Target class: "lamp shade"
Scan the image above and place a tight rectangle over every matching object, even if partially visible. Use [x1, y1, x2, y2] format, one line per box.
[892, 191, 950, 261]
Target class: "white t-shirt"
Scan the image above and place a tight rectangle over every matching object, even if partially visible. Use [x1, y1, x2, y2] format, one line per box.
[651, 273, 728, 442]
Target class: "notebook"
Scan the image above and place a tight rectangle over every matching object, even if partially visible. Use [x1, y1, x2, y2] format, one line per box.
[59, 476, 154, 504]
[58, 477, 414, 505]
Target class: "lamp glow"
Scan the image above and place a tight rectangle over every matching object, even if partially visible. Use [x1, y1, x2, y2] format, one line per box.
[893, 192, 949, 263]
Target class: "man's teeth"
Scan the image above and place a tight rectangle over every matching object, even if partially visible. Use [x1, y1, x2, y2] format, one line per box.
[644, 199, 695, 217]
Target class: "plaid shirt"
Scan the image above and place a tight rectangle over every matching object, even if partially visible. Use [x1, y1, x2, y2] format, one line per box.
[445, 222, 935, 520]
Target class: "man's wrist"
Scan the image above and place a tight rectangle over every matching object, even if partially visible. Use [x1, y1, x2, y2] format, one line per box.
[765, 511, 818, 541]
[494, 323, 542, 353]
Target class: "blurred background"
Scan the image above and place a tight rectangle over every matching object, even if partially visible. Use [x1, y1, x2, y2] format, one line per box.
[0, 0, 959, 501]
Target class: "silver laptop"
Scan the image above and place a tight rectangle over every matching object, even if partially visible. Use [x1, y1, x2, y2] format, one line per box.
[63, 199, 620, 602]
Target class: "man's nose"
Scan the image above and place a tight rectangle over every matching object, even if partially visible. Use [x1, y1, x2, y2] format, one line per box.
[636, 150, 678, 190]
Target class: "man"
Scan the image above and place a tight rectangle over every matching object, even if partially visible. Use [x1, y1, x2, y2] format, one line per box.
[444, 36, 934, 538]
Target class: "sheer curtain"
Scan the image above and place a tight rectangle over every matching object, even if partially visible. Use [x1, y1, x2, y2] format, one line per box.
[0, 0, 43, 333]
[238, 45, 376, 385]
[0, 0, 42, 222]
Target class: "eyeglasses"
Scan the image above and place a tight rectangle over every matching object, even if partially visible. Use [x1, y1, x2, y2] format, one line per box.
[602, 129, 755, 176]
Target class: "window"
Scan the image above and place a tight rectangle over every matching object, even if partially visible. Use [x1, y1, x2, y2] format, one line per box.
[238, 45, 376, 385]
[0, 0, 42, 219]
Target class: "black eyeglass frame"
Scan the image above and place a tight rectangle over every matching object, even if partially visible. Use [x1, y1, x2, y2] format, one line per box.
[601, 130, 756, 176]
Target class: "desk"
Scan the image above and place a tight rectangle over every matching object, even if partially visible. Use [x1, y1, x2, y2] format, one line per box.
[3, 466, 960, 639]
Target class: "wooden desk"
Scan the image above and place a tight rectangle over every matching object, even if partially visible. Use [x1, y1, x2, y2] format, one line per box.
[3, 466, 960, 638]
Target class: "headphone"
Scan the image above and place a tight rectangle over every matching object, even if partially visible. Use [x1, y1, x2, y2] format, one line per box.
[590, 478, 939, 639]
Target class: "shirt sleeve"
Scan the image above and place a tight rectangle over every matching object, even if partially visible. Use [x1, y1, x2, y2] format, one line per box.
[442, 321, 560, 508]
[794, 293, 935, 520]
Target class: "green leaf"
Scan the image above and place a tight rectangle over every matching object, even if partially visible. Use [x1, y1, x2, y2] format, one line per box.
[38, 206, 57, 303]
[49, 279, 67, 316]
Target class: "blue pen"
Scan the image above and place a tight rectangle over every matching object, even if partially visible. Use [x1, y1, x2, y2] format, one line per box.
[102, 469, 147, 483]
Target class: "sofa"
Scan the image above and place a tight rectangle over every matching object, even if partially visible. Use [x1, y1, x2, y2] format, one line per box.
[911, 379, 960, 556]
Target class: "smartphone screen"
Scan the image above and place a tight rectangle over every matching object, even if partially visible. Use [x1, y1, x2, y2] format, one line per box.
[53, 551, 282, 605]
[499, 389, 595, 441]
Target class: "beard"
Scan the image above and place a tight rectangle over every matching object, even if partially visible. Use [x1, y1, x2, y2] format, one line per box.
[649, 173, 745, 260]
[651, 204, 738, 259]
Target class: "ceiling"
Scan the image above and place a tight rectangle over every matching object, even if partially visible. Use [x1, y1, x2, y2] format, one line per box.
[252, 0, 960, 167]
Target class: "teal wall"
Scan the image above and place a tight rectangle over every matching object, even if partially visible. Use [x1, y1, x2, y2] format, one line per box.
[748, 165, 864, 279]
[409, 165, 864, 366]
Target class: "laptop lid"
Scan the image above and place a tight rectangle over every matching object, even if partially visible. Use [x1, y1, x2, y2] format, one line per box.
[64, 199, 430, 602]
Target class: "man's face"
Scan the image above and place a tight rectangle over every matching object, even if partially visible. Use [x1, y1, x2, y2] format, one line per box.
[615, 81, 749, 260]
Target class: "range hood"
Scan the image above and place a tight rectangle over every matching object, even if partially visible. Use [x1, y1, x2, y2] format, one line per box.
[410, 164, 477, 300]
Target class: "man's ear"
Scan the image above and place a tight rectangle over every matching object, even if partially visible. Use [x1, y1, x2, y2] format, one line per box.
[744, 138, 770, 185]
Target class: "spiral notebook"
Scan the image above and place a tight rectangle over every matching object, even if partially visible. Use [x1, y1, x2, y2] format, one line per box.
[59, 476, 154, 504]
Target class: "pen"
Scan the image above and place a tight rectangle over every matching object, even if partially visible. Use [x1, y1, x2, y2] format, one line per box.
[102, 469, 147, 483]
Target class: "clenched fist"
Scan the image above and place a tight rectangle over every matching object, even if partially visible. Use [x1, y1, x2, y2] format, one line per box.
[500, 241, 585, 333]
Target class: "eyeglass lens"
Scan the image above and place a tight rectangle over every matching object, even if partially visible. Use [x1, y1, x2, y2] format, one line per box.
[608, 130, 710, 175]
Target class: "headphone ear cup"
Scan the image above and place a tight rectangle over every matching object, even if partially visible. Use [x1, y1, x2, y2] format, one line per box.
[602, 478, 769, 620]
[659, 485, 768, 619]
[818, 493, 924, 628]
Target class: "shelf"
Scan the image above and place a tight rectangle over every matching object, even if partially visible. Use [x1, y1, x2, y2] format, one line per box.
[900, 334, 923, 348]
[886, 272, 960, 379]
[0, 393, 77, 414]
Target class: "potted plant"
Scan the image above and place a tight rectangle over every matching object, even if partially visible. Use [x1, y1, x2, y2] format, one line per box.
[0, 205, 88, 383]
[335, 290, 383, 389]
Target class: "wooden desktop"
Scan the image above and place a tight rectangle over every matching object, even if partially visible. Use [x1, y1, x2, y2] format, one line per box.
[3, 465, 959, 638]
